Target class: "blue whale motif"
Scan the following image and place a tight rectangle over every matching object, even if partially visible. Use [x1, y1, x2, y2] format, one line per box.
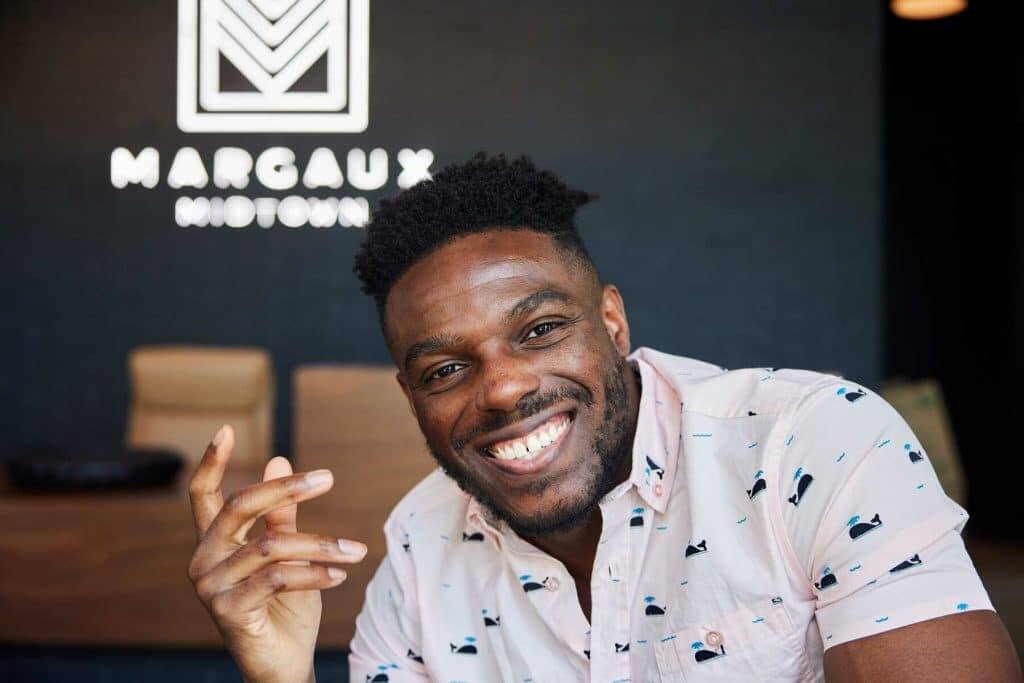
[788, 471, 814, 506]
[691, 640, 726, 663]
[643, 595, 667, 616]
[837, 387, 867, 402]
[450, 636, 478, 655]
[747, 469, 767, 500]
[685, 539, 708, 558]
[848, 513, 883, 540]
[520, 574, 549, 593]
[815, 568, 838, 591]
[890, 554, 922, 573]
[645, 455, 665, 479]
[366, 663, 399, 682]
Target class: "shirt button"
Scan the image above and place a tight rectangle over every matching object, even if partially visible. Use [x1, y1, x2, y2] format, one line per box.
[654, 483, 664, 497]
[705, 630, 723, 647]
[546, 577, 561, 591]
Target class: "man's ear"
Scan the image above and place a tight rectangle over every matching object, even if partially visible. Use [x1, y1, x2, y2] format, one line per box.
[601, 283, 631, 357]
[396, 372, 418, 420]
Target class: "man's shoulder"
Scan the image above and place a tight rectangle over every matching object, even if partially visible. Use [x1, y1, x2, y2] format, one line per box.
[633, 345, 842, 419]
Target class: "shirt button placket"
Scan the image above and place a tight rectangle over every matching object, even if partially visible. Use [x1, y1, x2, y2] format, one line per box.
[610, 521, 632, 680]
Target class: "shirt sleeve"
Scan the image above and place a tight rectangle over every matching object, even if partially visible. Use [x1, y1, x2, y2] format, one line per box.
[348, 515, 429, 682]
[775, 377, 994, 650]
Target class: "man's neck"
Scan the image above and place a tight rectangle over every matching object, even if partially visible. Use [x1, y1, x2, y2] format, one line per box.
[520, 359, 642, 584]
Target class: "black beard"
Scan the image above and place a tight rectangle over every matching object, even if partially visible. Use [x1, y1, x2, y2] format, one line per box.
[427, 352, 636, 538]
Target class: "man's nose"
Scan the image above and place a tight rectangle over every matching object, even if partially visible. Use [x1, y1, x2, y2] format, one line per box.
[474, 354, 541, 413]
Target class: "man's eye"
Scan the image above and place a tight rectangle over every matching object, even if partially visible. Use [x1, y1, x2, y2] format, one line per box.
[427, 363, 463, 383]
[525, 321, 560, 340]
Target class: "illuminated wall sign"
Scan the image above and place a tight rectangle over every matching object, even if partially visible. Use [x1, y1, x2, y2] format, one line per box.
[177, 0, 369, 133]
[111, 147, 435, 228]
[111, 1, 438, 230]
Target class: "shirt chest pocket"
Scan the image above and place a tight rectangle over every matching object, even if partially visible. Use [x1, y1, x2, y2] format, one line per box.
[653, 598, 814, 682]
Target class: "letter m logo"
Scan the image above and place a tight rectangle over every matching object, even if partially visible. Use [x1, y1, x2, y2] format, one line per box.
[177, 0, 368, 133]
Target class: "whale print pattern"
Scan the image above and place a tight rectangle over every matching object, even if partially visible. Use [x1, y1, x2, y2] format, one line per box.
[349, 348, 995, 683]
[890, 554, 922, 573]
[643, 595, 667, 616]
[747, 469, 767, 500]
[691, 640, 727, 663]
[788, 468, 814, 506]
[815, 567, 839, 591]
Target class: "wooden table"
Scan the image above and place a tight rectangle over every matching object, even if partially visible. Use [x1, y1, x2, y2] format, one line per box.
[0, 465, 381, 648]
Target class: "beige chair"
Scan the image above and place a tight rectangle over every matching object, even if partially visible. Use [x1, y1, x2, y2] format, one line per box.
[880, 377, 967, 506]
[125, 345, 274, 469]
[292, 365, 436, 647]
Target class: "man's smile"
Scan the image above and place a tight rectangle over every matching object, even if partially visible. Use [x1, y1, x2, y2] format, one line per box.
[474, 410, 576, 476]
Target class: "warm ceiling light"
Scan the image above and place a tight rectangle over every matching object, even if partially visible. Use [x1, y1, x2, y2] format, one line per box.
[891, 0, 967, 20]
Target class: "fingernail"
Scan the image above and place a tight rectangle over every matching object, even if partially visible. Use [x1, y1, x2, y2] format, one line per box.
[212, 425, 228, 446]
[327, 567, 345, 580]
[338, 539, 367, 556]
[305, 469, 332, 488]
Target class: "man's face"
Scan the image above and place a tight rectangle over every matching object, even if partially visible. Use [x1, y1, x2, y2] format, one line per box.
[385, 229, 638, 537]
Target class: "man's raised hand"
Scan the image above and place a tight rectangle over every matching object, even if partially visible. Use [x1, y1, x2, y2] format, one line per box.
[187, 425, 367, 683]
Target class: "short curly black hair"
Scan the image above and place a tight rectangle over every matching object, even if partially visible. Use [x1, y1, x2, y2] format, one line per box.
[353, 153, 598, 326]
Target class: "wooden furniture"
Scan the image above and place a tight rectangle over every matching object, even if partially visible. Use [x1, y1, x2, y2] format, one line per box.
[0, 466, 248, 645]
[0, 364, 435, 648]
[126, 346, 274, 469]
[291, 365, 437, 647]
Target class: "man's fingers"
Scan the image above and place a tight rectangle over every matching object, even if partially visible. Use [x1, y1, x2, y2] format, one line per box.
[262, 457, 298, 534]
[188, 424, 234, 537]
[204, 469, 335, 545]
[209, 562, 347, 620]
[193, 531, 367, 603]
[260, 457, 304, 566]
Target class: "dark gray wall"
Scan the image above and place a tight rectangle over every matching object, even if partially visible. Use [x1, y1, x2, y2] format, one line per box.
[0, 1, 879, 455]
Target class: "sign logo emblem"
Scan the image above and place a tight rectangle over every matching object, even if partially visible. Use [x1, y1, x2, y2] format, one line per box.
[177, 0, 369, 133]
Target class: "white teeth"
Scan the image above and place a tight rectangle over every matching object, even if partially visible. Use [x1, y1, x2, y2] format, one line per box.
[486, 414, 571, 461]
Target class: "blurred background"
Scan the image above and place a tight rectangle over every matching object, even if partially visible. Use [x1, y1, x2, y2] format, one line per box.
[1, 0, 1020, 679]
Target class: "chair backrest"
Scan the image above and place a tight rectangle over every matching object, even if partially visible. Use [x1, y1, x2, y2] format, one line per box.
[292, 364, 437, 647]
[126, 345, 273, 469]
[880, 377, 967, 506]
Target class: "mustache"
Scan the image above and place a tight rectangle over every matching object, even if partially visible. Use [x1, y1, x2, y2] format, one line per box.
[452, 384, 594, 452]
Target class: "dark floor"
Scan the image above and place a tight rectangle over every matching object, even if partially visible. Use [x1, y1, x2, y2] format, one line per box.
[0, 646, 350, 683]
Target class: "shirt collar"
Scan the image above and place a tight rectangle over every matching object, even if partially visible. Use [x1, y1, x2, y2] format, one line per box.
[624, 352, 681, 514]
[465, 351, 682, 541]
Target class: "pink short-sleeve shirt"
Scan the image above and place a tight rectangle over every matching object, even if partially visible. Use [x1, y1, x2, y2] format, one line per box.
[349, 346, 993, 682]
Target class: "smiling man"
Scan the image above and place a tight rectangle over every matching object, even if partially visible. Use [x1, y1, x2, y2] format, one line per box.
[188, 154, 1020, 683]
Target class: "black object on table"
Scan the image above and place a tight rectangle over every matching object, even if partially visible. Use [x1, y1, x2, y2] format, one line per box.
[2, 445, 185, 491]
